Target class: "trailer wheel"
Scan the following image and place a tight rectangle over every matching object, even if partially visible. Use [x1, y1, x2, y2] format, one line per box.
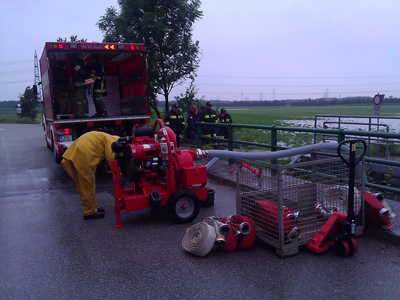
[334, 240, 350, 258]
[52, 134, 62, 164]
[168, 190, 200, 224]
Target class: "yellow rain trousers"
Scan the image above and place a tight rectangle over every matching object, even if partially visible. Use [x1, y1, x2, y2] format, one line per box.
[61, 131, 119, 216]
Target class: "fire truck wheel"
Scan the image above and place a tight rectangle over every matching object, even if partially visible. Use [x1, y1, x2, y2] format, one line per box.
[46, 135, 51, 149]
[334, 240, 350, 258]
[168, 190, 200, 224]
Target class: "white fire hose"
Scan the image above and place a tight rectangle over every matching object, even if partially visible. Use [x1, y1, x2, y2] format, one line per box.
[182, 222, 216, 257]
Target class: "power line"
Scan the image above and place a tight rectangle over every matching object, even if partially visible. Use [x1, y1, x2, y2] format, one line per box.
[199, 74, 400, 80]
[172, 89, 400, 97]
[0, 80, 32, 85]
[0, 70, 33, 75]
[0, 60, 33, 65]
[193, 82, 400, 88]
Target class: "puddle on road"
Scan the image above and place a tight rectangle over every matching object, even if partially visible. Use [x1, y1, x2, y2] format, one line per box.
[0, 167, 113, 199]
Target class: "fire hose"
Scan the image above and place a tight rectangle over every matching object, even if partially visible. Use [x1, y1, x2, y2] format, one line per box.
[181, 222, 216, 257]
[182, 215, 256, 257]
[227, 215, 256, 250]
[203, 216, 231, 247]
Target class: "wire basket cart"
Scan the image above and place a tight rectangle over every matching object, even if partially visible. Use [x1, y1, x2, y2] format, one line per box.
[236, 150, 365, 257]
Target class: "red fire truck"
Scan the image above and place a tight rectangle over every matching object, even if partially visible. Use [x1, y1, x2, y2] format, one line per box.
[38, 42, 150, 163]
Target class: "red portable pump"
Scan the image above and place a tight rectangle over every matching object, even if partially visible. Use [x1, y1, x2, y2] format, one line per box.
[110, 119, 212, 228]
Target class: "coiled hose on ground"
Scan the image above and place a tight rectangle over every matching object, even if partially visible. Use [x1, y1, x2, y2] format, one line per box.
[181, 222, 216, 257]
[182, 215, 256, 257]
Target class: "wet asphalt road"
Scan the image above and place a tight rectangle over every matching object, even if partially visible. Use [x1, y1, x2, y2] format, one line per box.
[1, 124, 400, 300]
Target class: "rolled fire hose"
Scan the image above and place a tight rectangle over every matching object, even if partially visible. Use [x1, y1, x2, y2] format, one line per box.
[375, 193, 396, 219]
[219, 226, 238, 252]
[230, 215, 256, 250]
[218, 215, 256, 250]
[323, 185, 362, 216]
[182, 222, 216, 257]
[215, 216, 239, 252]
[203, 216, 231, 247]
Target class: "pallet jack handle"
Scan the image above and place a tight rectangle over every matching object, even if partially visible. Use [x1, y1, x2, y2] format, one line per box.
[337, 139, 367, 231]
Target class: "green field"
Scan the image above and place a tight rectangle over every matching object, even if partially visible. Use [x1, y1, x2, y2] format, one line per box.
[0, 108, 42, 124]
[225, 104, 400, 126]
[2, 104, 398, 126]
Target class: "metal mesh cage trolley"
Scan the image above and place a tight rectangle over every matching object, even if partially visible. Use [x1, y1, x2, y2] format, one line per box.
[236, 151, 365, 257]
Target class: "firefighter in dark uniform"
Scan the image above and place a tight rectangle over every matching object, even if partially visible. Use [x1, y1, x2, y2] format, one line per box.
[199, 101, 217, 145]
[164, 103, 185, 148]
[197, 106, 205, 117]
[217, 108, 233, 139]
[186, 104, 198, 141]
[88, 54, 108, 117]
[70, 53, 94, 118]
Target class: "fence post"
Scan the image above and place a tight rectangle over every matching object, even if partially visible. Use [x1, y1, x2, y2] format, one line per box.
[197, 123, 203, 149]
[271, 126, 277, 165]
[228, 124, 233, 165]
[338, 129, 345, 143]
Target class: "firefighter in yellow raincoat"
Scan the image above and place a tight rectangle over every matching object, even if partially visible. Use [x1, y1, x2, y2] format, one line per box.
[61, 131, 119, 220]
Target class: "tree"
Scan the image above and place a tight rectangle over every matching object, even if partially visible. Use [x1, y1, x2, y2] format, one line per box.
[57, 36, 87, 42]
[19, 86, 38, 120]
[175, 79, 204, 116]
[97, 0, 203, 118]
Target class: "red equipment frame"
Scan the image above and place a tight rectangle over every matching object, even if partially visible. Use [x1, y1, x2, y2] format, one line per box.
[111, 119, 209, 228]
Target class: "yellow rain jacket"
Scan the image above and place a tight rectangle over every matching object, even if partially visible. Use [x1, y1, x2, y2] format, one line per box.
[62, 131, 119, 216]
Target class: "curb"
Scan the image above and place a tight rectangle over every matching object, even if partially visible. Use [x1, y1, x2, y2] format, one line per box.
[363, 225, 400, 247]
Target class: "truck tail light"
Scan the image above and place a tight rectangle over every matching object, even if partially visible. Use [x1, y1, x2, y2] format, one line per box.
[56, 128, 72, 135]
[130, 45, 142, 50]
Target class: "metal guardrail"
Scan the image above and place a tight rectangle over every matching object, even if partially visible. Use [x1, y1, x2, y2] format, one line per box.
[314, 115, 400, 159]
[196, 121, 400, 196]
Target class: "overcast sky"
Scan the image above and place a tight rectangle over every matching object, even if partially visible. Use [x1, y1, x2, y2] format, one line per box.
[1, 0, 399, 102]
